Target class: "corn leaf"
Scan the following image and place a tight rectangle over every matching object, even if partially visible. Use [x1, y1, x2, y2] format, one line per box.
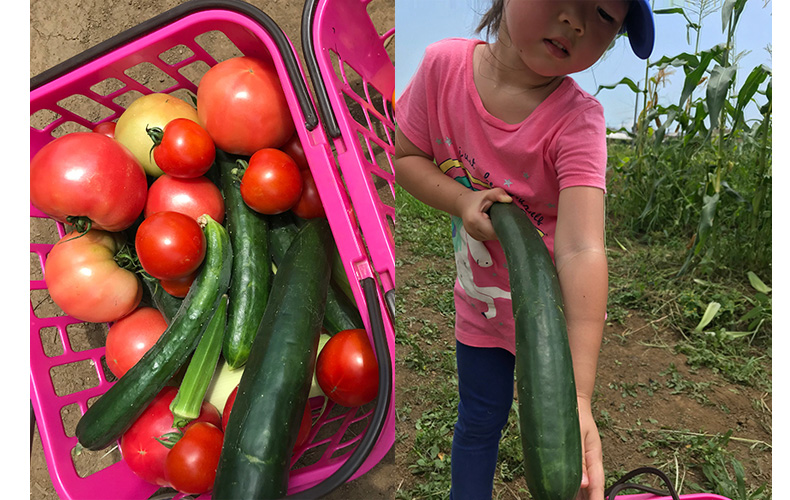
[595, 76, 642, 96]
[679, 46, 723, 107]
[747, 271, 771, 294]
[694, 302, 721, 333]
[722, 0, 748, 33]
[706, 65, 737, 130]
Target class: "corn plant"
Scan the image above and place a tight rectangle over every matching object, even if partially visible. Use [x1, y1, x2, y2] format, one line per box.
[599, 0, 771, 276]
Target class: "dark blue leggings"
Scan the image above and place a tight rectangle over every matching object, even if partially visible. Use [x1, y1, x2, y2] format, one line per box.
[449, 341, 516, 500]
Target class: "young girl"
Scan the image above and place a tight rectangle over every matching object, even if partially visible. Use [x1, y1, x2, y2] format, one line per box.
[394, 1, 654, 499]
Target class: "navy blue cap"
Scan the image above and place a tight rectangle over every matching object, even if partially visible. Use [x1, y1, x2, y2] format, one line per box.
[621, 0, 655, 59]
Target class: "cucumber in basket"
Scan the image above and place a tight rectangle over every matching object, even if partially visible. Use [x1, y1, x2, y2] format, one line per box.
[216, 150, 273, 369]
[75, 215, 232, 451]
[489, 202, 582, 500]
[213, 218, 333, 499]
[269, 213, 364, 334]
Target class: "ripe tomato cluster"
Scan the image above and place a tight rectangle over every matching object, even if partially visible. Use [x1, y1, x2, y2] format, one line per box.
[31, 55, 372, 497]
[31, 56, 325, 327]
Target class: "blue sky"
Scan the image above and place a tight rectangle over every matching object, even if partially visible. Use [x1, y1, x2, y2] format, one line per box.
[394, 0, 772, 129]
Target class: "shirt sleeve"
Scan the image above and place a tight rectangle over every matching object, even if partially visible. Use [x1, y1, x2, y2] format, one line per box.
[395, 46, 436, 157]
[553, 101, 608, 192]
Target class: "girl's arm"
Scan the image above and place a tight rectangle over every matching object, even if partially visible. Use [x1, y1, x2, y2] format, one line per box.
[553, 185, 608, 402]
[394, 128, 511, 241]
[554, 185, 607, 499]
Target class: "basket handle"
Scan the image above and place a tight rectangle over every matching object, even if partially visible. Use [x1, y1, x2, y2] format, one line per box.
[30, 0, 320, 132]
[300, 0, 342, 139]
[284, 276, 393, 499]
[605, 467, 682, 500]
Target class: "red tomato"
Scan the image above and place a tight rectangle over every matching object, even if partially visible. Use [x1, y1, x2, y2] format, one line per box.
[197, 56, 295, 155]
[295, 401, 313, 448]
[240, 148, 303, 215]
[159, 271, 197, 298]
[120, 387, 221, 487]
[291, 169, 326, 219]
[144, 174, 225, 224]
[151, 118, 216, 178]
[135, 211, 206, 280]
[316, 329, 379, 407]
[30, 132, 147, 232]
[44, 229, 142, 323]
[165, 422, 224, 495]
[105, 307, 167, 378]
[221, 386, 312, 449]
[280, 133, 309, 170]
[92, 121, 116, 139]
[220, 386, 238, 431]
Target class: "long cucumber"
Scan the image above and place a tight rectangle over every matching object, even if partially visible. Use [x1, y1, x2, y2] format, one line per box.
[217, 150, 272, 369]
[269, 213, 364, 334]
[75, 215, 232, 450]
[489, 202, 582, 500]
[213, 219, 333, 499]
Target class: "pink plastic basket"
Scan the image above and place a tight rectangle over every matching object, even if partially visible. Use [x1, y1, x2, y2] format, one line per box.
[612, 495, 731, 500]
[303, 0, 397, 316]
[604, 467, 732, 500]
[29, 1, 395, 498]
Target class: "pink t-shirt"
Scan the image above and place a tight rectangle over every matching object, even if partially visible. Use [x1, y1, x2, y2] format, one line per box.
[396, 38, 607, 355]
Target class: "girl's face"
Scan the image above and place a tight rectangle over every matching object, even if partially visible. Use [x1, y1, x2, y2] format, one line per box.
[502, 0, 629, 77]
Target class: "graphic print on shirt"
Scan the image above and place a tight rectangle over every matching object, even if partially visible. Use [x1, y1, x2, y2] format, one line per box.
[439, 158, 512, 319]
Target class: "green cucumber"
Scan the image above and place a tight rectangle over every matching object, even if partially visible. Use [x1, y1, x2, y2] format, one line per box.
[75, 215, 232, 451]
[293, 214, 355, 303]
[141, 276, 182, 323]
[217, 150, 273, 369]
[213, 219, 333, 499]
[269, 213, 364, 334]
[489, 202, 582, 500]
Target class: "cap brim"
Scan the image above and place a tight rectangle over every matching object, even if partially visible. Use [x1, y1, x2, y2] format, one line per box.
[626, 0, 655, 59]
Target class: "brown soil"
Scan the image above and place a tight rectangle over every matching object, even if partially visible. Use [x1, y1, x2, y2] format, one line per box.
[394, 234, 772, 499]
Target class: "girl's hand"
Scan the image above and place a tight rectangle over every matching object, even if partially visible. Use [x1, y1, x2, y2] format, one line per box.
[456, 187, 512, 241]
[576, 397, 604, 500]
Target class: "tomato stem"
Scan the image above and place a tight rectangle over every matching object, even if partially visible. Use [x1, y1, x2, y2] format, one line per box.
[64, 216, 93, 240]
[231, 159, 249, 183]
[114, 243, 144, 274]
[146, 125, 164, 162]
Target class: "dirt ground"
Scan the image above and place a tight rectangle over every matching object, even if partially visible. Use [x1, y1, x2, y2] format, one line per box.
[395, 234, 772, 499]
[30, 0, 395, 498]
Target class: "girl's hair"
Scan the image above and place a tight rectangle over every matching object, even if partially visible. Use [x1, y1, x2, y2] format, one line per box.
[475, 0, 505, 39]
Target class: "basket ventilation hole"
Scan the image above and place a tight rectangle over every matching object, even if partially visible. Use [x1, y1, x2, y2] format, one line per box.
[49, 360, 100, 397]
[158, 44, 196, 66]
[178, 59, 212, 89]
[60, 403, 80, 438]
[72, 443, 122, 479]
[194, 30, 244, 64]
[112, 89, 145, 110]
[38, 326, 65, 358]
[30, 109, 60, 131]
[56, 94, 115, 124]
[51, 121, 92, 138]
[90, 77, 125, 97]
[124, 62, 179, 93]
[30, 289, 68, 319]
[66, 321, 107, 353]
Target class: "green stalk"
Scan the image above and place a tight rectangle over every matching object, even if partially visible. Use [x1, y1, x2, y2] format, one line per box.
[170, 294, 228, 428]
